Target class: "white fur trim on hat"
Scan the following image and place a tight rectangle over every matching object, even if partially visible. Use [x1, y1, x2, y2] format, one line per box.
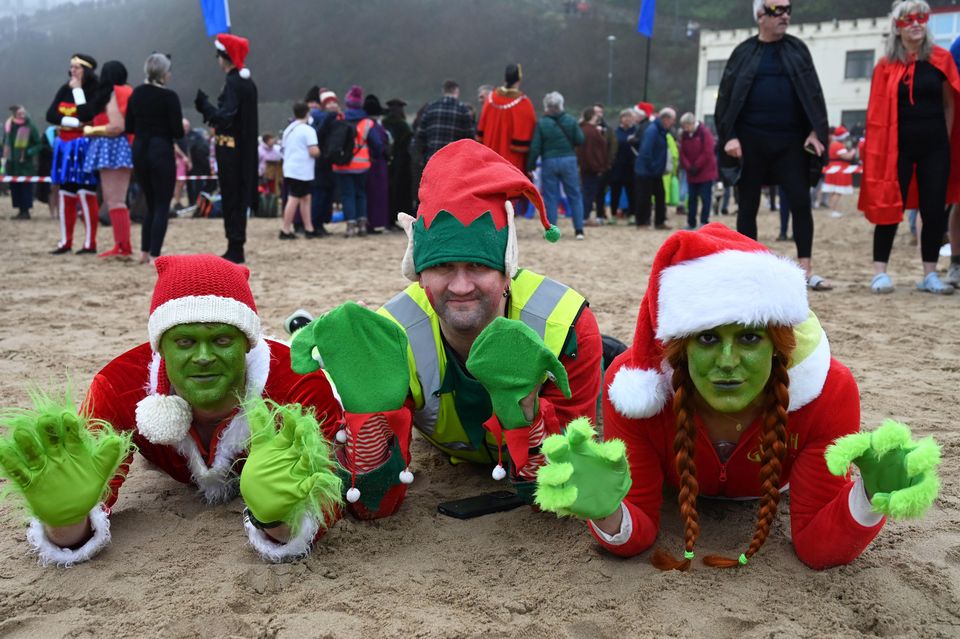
[148, 294, 261, 351]
[244, 512, 319, 563]
[504, 200, 519, 279]
[607, 365, 673, 419]
[398, 212, 417, 281]
[27, 503, 111, 567]
[656, 250, 809, 341]
[787, 328, 831, 412]
[215, 39, 226, 52]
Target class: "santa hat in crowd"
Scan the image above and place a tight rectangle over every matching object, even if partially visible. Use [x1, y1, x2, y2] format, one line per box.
[832, 125, 850, 140]
[215, 33, 251, 79]
[135, 254, 261, 445]
[344, 85, 364, 109]
[320, 90, 339, 108]
[607, 224, 810, 419]
[635, 101, 655, 120]
[397, 139, 558, 281]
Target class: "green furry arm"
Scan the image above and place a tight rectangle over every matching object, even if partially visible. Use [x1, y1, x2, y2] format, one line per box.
[240, 398, 343, 533]
[0, 390, 134, 526]
[825, 420, 941, 520]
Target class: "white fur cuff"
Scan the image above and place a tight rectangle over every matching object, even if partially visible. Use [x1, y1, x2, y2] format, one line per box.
[27, 504, 111, 567]
[244, 512, 319, 563]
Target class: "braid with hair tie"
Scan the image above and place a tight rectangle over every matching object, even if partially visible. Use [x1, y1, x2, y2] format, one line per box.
[651, 354, 701, 571]
[703, 343, 792, 568]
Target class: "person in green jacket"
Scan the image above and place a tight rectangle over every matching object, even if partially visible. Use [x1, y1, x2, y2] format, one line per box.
[663, 128, 680, 208]
[2, 105, 42, 219]
[526, 91, 586, 239]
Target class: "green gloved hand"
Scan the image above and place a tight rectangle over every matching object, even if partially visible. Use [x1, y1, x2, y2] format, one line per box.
[289, 302, 410, 413]
[240, 399, 343, 532]
[0, 393, 133, 527]
[825, 420, 941, 519]
[535, 418, 631, 521]
[466, 317, 571, 429]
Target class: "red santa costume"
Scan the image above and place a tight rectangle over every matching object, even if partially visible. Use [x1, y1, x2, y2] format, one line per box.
[477, 65, 537, 174]
[27, 255, 344, 566]
[822, 126, 855, 194]
[597, 224, 885, 570]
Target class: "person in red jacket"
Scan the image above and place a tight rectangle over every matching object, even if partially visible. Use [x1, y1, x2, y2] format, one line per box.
[0, 255, 344, 566]
[534, 224, 941, 571]
[678, 112, 719, 229]
[859, 1, 960, 294]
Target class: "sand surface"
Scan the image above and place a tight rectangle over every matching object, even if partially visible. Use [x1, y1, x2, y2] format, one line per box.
[0, 197, 958, 639]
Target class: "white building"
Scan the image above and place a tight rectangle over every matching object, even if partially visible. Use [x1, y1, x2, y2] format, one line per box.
[695, 8, 960, 135]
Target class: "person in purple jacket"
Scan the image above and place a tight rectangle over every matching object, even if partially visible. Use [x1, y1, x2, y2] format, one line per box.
[678, 112, 719, 230]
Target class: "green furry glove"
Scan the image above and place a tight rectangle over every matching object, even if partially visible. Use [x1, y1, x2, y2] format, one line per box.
[290, 302, 410, 413]
[0, 393, 133, 527]
[825, 420, 941, 519]
[466, 317, 571, 429]
[240, 399, 343, 532]
[535, 418, 631, 521]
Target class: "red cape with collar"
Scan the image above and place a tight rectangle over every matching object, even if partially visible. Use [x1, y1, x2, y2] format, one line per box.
[858, 46, 960, 224]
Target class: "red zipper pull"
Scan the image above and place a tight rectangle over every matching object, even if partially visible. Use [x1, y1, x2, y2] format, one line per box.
[719, 463, 728, 484]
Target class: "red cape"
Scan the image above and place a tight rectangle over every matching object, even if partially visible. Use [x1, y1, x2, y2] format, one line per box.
[858, 47, 960, 224]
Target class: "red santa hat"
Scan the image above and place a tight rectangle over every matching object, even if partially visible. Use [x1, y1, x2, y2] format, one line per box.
[135, 254, 261, 445]
[635, 101, 655, 120]
[832, 125, 849, 140]
[215, 33, 251, 79]
[606, 223, 810, 419]
[319, 90, 338, 107]
[397, 139, 557, 281]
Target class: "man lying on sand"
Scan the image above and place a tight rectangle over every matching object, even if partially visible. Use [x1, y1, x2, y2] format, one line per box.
[287, 139, 603, 518]
[534, 224, 942, 570]
[0, 255, 344, 565]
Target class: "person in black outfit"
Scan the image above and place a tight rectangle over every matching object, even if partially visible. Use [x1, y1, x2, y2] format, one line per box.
[714, 0, 831, 290]
[125, 53, 184, 264]
[383, 98, 414, 227]
[860, 1, 960, 295]
[195, 34, 258, 264]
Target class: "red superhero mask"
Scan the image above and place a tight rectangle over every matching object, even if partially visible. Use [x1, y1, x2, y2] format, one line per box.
[896, 13, 929, 28]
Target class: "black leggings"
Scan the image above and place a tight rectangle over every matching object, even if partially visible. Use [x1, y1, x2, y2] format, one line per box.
[873, 123, 951, 264]
[608, 175, 635, 217]
[737, 131, 814, 258]
[133, 136, 175, 257]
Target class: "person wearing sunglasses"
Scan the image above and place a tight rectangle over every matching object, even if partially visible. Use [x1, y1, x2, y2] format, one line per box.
[859, 1, 960, 295]
[714, 0, 832, 291]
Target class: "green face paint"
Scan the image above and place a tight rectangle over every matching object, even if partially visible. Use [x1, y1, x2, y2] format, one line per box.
[685, 323, 773, 414]
[159, 323, 249, 414]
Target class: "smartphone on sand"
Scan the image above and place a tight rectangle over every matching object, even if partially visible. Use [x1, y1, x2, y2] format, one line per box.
[437, 490, 528, 519]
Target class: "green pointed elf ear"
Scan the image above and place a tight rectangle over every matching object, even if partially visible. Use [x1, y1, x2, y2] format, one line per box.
[290, 319, 321, 374]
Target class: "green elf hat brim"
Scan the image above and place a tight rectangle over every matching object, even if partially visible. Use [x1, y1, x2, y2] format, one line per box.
[412, 210, 510, 274]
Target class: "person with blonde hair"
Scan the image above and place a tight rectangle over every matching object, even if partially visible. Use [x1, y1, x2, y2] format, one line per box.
[859, 0, 960, 294]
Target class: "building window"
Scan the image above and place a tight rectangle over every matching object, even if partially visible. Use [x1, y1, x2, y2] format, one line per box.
[841, 110, 867, 139]
[931, 13, 960, 48]
[706, 60, 725, 86]
[844, 50, 874, 80]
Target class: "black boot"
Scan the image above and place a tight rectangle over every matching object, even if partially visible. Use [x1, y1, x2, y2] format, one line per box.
[10, 209, 30, 220]
[221, 241, 245, 264]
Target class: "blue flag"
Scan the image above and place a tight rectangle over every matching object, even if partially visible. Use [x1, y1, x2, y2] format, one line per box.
[200, 0, 231, 37]
[637, 0, 655, 37]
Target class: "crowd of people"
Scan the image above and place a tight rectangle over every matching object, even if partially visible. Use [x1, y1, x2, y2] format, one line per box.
[0, 1, 948, 581]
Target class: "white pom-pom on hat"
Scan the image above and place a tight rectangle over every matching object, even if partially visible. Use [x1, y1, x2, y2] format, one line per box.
[346, 487, 361, 503]
[399, 468, 414, 485]
[239, 68, 251, 79]
[335, 429, 348, 444]
[135, 393, 192, 445]
[492, 464, 507, 481]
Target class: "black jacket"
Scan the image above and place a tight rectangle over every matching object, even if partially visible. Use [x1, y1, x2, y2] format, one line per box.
[714, 34, 828, 186]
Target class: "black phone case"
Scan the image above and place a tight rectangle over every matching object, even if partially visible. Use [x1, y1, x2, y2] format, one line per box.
[437, 490, 528, 519]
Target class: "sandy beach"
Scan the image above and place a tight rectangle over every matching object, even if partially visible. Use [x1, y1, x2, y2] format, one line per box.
[0, 196, 957, 639]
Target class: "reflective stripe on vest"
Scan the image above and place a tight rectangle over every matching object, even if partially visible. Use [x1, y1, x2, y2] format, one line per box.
[379, 270, 586, 461]
[340, 118, 373, 172]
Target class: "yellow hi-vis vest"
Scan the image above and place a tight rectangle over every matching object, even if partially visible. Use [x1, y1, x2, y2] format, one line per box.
[378, 269, 587, 464]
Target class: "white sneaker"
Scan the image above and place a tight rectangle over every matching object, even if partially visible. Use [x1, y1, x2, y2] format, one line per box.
[575, 233, 585, 241]
[947, 263, 960, 287]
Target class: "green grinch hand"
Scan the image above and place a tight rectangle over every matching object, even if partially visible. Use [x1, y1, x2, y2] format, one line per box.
[0, 394, 132, 527]
[534, 418, 632, 521]
[825, 420, 941, 519]
[289, 302, 410, 414]
[239, 399, 343, 532]
[466, 317, 571, 429]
